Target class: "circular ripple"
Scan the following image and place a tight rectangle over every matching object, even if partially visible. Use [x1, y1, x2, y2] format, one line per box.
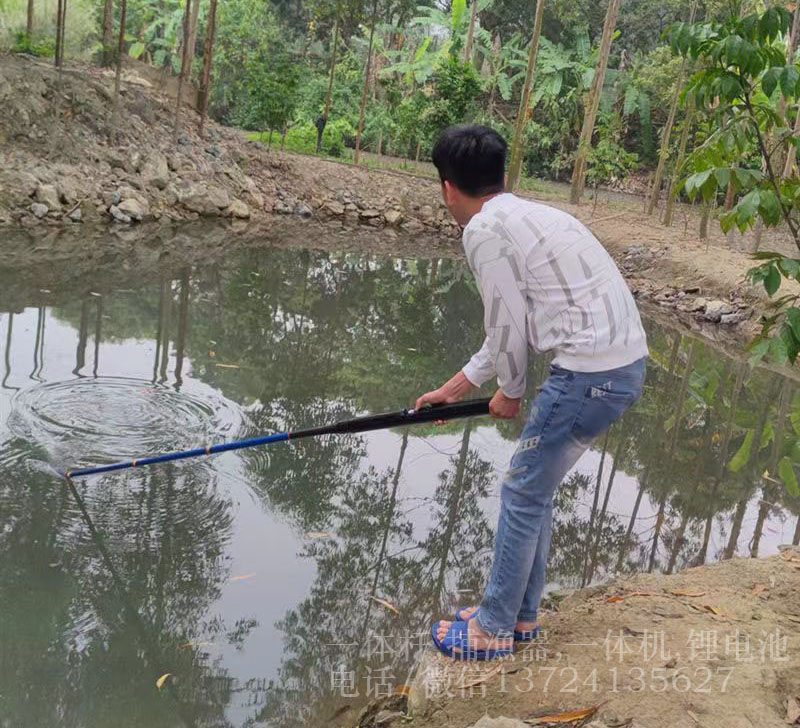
[8, 377, 245, 470]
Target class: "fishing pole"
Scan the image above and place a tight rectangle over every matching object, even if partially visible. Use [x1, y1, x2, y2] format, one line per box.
[63, 398, 492, 479]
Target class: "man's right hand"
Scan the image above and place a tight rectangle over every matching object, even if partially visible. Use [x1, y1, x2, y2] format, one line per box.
[415, 370, 476, 410]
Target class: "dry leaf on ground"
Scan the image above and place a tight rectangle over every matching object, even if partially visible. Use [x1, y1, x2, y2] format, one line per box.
[671, 590, 706, 597]
[458, 662, 504, 689]
[525, 703, 603, 725]
[369, 596, 400, 615]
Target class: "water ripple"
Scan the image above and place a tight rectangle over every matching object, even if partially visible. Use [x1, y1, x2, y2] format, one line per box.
[8, 377, 245, 470]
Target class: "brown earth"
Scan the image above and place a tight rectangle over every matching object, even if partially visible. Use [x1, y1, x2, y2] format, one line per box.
[348, 549, 800, 728]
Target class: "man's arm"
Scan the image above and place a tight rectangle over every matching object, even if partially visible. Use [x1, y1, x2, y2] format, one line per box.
[415, 228, 529, 418]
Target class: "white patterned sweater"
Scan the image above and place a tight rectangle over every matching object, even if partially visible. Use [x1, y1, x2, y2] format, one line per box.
[461, 193, 648, 398]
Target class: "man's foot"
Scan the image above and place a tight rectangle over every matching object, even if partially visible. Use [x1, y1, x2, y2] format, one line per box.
[434, 617, 512, 655]
[455, 605, 538, 636]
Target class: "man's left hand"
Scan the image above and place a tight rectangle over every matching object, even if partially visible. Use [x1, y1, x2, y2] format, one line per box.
[489, 389, 521, 419]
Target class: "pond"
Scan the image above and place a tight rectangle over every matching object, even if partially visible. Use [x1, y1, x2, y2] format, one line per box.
[1, 236, 799, 727]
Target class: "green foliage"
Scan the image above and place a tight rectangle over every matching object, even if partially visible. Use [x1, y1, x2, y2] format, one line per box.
[11, 30, 55, 56]
[279, 118, 354, 156]
[668, 7, 800, 366]
[586, 113, 640, 188]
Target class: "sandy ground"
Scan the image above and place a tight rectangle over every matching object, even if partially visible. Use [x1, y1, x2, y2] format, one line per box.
[347, 550, 800, 728]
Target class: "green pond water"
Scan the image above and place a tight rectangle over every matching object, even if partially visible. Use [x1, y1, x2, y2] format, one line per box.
[1, 238, 799, 727]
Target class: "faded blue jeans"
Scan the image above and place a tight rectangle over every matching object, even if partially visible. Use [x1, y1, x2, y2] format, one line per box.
[476, 357, 646, 637]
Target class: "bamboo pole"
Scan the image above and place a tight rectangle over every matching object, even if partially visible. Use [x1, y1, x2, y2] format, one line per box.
[507, 0, 546, 192]
[569, 0, 622, 204]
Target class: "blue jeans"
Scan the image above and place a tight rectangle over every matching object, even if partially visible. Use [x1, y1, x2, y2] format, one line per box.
[476, 357, 646, 637]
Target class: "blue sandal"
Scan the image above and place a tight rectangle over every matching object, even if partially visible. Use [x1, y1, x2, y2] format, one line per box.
[453, 606, 540, 642]
[430, 619, 513, 661]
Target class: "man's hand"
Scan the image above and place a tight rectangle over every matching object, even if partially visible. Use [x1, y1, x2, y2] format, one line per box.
[489, 389, 521, 419]
[415, 370, 476, 410]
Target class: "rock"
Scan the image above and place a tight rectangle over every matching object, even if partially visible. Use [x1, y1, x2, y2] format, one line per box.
[226, 199, 250, 219]
[468, 717, 528, 728]
[402, 219, 424, 233]
[14, 171, 38, 199]
[35, 183, 61, 210]
[360, 208, 381, 219]
[177, 133, 191, 145]
[720, 310, 749, 325]
[206, 144, 221, 157]
[68, 207, 82, 222]
[384, 209, 402, 225]
[178, 184, 230, 215]
[420, 204, 434, 220]
[703, 299, 735, 321]
[117, 197, 145, 221]
[141, 152, 170, 190]
[295, 202, 312, 219]
[325, 201, 345, 216]
[109, 204, 132, 223]
[274, 200, 293, 215]
[57, 178, 81, 205]
[30, 202, 48, 219]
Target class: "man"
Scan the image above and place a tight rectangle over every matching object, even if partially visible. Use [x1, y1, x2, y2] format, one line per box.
[416, 124, 648, 660]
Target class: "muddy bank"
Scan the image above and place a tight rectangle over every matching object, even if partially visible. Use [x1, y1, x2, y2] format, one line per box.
[347, 550, 800, 728]
[0, 53, 458, 237]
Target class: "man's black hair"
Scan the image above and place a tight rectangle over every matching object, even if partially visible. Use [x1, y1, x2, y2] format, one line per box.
[431, 124, 507, 197]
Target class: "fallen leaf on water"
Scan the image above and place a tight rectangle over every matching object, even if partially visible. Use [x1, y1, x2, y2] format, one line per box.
[230, 573, 256, 582]
[671, 590, 706, 597]
[178, 641, 214, 650]
[525, 703, 603, 725]
[752, 583, 769, 597]
[208, 350, 216, 358]
[89, 291, 101, 297]
[787, 696, 800, 724]
[369, 596, 400, 615]
[39, 288, 51, 293]
[156, 673, 172, 690]
[215, 363, 240, 369]
[458, 662, 504, 689]
[305, 531, 336, 539]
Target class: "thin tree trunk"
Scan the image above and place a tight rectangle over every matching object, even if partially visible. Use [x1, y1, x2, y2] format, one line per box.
[186, 0, 200, 71]
[663, 96, 695, 227]
[699, 202, 711, 239]
[197, 0, 218, 137]
[587, 431, 625, 582]
[353, 0, 379, 166]
[647, 2, 697, 215]
[111, 0, 127, 141]
[724, 495, 748, 559]
[101, 0, 114, 66]
[793, 515, 800, 545]
[507, 0, 546, 191]
[318, 4, 341, 152]
[173, 269, 190, 388]
[463, 0, 478, 63]
[26, 0, 34, 39]
[377, 128, 383, 156]
[569, 0, 622, 204]
[54, 0, 63, 67]
[173, 0, 192, 143]
[616, 474, 647, 572]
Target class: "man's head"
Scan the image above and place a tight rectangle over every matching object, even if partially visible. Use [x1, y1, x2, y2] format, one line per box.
[431, 124, 507, 226]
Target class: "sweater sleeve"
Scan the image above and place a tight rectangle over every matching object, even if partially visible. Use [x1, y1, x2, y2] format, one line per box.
[461, 226, 529, 398]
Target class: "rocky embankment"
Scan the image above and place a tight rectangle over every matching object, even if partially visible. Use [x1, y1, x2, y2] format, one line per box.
[0, 53, 458, 236]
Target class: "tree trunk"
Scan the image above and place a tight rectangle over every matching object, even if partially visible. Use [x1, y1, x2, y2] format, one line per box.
[377, 128, 383, 156]
[663, 96, 695, 227]
[616, 474, 647, 573]
[111, 0, 127, 142]
[699, 202, 711, 238]
[581, 429, 610, 586]
[318, 4, 341, 152]
[353, 0, 379, 166]
[569, 0, 622, 204]
[463, 0, 478, 63]
[186, 0, 200, 71]
[101, 0, 114, 66]
[415, 139, 421, 165]
[173, 0, 193, 143]
[54, 0, 64, 67]
[197, 0, 218, 137]
[26, 0, 34, 39]
[647, 2, 697, 215]
[507, 0, 546, 191]
[587, 431, 625, 583]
